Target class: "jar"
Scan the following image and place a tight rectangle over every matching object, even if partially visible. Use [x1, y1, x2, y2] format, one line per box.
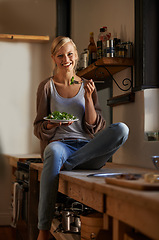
[80, 49, 88, 69]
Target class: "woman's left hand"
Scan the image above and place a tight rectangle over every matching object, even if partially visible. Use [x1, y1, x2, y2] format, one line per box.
[84, 79, 95, 100]
[84, 79, 97, 124]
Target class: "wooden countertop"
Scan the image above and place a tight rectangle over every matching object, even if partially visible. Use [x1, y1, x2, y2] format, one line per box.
[29, 160, 159, 212]
[7, 153, 159, 212]
[5, 153, 41, 167]
[59, 166, 159, 211]
[7, 154, 159, 239]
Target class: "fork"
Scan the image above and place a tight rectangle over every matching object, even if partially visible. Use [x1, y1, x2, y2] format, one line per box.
[71, 78, 104, 85]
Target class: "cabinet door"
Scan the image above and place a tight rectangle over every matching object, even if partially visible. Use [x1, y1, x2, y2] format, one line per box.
[135, 0, 159, 90]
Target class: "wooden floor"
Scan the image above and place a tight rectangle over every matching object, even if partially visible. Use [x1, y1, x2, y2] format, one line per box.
[0, 226, 16, 240]
[0, 226, 56, 240]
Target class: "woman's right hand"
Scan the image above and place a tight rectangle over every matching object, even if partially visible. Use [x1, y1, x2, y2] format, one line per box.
[46, 121, 73, 130]
[46, 122, 61, 130]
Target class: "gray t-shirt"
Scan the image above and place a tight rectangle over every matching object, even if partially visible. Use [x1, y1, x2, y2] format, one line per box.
[50, 79, 91, 141]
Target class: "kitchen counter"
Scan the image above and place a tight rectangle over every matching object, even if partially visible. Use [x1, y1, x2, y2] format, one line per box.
[7, 154, 159, 240]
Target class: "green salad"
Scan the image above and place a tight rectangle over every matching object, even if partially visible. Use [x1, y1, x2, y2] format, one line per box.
[46, 111, 77, 120]
[70, 76, 74, 85]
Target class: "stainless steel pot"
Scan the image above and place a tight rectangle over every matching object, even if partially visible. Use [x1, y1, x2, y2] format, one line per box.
[62, 209, 74, 232]
[54, 203, 64, 217]
[74, 215, 81, 229]
[71, 202, 84, 213]
[70, 224, 80, 233]
[71, 202, 82, 231]
[61, 202, 84, 232]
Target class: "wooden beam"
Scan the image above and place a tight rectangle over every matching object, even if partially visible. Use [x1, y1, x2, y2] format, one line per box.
[0, 34, 50, 43]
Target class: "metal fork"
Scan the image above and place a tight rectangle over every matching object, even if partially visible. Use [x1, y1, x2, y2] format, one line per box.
[72, 79, 104, 84]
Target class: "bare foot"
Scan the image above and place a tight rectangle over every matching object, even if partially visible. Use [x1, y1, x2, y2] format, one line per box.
[37, 230, 50, 240]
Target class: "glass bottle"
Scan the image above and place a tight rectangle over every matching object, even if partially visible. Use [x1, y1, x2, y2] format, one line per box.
[88, 32, 97, 65]
[97, 27, 107, 58]
[97, 28, 104, 59]
[103, 26, 111, 40]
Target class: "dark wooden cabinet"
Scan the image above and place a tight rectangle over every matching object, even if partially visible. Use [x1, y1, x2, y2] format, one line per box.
[135, 0, 159, 90]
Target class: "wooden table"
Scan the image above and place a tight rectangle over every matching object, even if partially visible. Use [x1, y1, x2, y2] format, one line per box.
[7, 154, 159, 240]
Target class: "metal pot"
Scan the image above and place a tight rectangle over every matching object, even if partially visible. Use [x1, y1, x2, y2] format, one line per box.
[74, 215, 81, 229]
[54, 203, 64, 217]
[70, 224, 80, 233]
[61, 202, 84, 232]
[61, 209, 74, 232]
[71, 202, 84, 214]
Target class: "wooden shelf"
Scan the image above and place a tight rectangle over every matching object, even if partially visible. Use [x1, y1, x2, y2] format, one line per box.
[107, 92, 135, 107]
[77, 57, 134, 104]
[0, 34, 50, 43]
[77, 57, 134, 90]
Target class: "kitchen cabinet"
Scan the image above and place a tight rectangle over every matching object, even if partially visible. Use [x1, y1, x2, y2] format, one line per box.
[135, 0, 159, 90]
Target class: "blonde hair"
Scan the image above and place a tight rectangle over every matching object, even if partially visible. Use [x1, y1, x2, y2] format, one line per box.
[51, 36, 78, 74]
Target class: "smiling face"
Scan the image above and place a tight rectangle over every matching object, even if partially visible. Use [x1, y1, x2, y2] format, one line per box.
[53, 42, 78, 74]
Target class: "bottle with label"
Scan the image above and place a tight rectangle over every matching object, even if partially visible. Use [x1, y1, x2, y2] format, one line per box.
[97, 39, 102, 59]
[106, 39, 115, 57]
[97, 27, 107, 58]
[88, 32, 97, 65]
[103, 26, 111, 40]
[114, 38, 121, 57]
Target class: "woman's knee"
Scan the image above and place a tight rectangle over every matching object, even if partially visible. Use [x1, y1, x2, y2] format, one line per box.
[115, 122, 129, 142]
[119, 122, 129, 137]
[43, 142, 63, 163]
[107, 122, 129, 140]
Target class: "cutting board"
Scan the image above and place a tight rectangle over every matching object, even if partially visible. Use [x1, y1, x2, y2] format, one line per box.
[105, 177, 159, 191]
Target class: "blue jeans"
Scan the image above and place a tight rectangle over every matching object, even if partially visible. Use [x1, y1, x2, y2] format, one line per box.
[38, 122, 129, 230]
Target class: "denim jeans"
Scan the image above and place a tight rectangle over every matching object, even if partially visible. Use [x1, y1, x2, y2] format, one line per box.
[38, 122, 129, 230]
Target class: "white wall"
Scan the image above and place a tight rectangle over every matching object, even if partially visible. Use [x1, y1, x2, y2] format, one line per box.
[0, 0, 56, 225]
[0, 0, 56, 155]
[0, 41, 52, 154]
[113, 90, 159, 169]
[0, 0, 55, 37]
[71, 0, 134, 55]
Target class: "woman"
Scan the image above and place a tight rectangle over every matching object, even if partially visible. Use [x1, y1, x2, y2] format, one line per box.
[34, 36, 129, 240]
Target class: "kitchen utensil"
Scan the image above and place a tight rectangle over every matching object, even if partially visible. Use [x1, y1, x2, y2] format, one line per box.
[70, 224, 80, 233]
[71, 202, 83, 230]
[74, 215, 81, 229]
[54, 203, 64, 217]
[61, 209, 74, 232]
[72, 79, 101, 85]
[152, 156, 159, 170]
[87, 172, 123, 177]
[71, 202, 84, 213]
